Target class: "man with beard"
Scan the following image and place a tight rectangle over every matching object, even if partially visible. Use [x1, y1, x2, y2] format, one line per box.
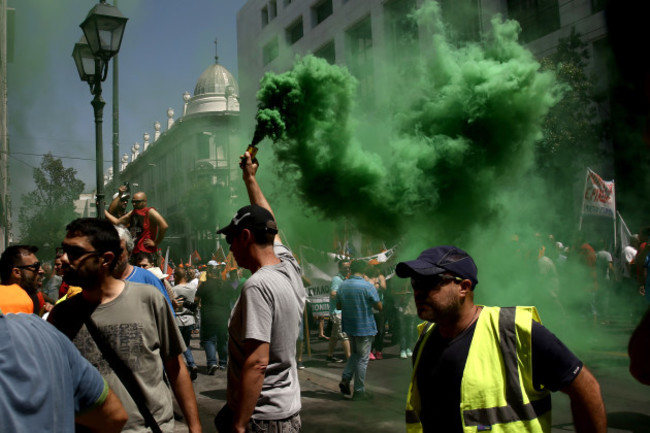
[48, 218, 201, 433]
[0, 245, 51, 315]
[396, 245, 607, 433]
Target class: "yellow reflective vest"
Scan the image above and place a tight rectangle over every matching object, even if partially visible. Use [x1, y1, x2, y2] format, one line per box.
[406, 306, 551, 433]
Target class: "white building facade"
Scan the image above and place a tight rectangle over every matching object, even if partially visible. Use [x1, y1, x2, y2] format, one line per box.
[236, 0, 609, 121]
[104, 56, 241, 259]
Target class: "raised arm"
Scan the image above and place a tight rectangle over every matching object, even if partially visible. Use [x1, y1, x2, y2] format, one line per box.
[240, 151, 281, 244]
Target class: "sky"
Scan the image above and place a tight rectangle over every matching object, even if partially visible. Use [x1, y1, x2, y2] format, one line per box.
[6, 0, 248, 230]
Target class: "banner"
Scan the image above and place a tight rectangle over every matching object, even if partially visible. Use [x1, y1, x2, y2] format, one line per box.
[581, 168, 615, 219]
[306, 283, 331, 318]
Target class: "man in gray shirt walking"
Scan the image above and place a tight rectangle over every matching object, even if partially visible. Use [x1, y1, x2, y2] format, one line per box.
[214, 151, 306, 433]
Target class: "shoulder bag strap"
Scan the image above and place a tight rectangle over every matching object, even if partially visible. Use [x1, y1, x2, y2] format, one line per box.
[84, 317, 164, 433]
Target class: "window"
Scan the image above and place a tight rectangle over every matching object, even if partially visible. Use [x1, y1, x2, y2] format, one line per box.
[269, 1, 277, 20]
[439, 0, 480, 44]
[345, 16, 374, 103]
[591, 0, 605, 13]
[312, 0, 333, 27]
[261, 5, 269, 27]
[314, 40, 336, 64]
[507, 0, 560, 43]
[286, 17, 304, 45]
[197, 132, 211, 160]
[384, 0, 418, 61]
[262, 37, 279, 65]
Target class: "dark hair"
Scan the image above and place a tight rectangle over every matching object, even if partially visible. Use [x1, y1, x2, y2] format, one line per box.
[133, 251, 155, 266]
[65, 218, 122, 272]
[349, 260, 367, 275]
[365, 265, 381, 278]
[250, 227, 276, 246]
[174, 266, 187, 282]
[0, 245, 38, 284]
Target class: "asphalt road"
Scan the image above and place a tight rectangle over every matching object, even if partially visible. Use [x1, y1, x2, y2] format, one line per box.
[174, 316, 650, 433]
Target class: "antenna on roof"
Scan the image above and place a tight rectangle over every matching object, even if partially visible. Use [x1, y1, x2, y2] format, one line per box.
[214, 38, 219, 64]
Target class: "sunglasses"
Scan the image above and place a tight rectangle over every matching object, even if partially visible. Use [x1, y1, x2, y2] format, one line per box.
[15, 261, 42, 272]
[61, 244, 100, 262]
[131, 199, 144, 204]
[411, 275, 463, 292]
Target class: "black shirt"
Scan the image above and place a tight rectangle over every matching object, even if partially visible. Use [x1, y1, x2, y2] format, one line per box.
[415, 318, 582, 432]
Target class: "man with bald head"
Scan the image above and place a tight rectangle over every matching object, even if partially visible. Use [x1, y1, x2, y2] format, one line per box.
[107, 191, 169, 255]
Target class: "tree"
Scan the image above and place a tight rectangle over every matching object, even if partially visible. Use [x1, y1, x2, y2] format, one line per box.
[536, 28, 608, 233]
[18, 153, 85, 259]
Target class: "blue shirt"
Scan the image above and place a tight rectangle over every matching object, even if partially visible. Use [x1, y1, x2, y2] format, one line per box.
[337, 275, 380, 336]
[126, 266, 174, 312]
[329, 274, 345, 315]
[0, 312, 108, 432]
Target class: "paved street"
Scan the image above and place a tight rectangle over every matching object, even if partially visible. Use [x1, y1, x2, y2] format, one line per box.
[175, 316, 650, 433]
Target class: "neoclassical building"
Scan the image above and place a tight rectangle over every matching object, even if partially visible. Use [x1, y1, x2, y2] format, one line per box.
[104, 55, 242, 260]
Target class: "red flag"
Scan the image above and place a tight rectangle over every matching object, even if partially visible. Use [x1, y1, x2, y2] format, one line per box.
[190, 250, 201, 265]
[159, 257, 173, 280]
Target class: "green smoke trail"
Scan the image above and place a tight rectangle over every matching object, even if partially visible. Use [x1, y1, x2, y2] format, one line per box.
[243, 0, 638, 366]
[252, 2, 560, 246]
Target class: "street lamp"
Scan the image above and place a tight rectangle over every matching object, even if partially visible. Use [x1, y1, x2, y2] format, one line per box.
[72, 0, 127, 219]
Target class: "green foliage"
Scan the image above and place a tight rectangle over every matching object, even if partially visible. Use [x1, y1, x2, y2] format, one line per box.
[537, 28, 607, 230]
[18, 153, 84, 259]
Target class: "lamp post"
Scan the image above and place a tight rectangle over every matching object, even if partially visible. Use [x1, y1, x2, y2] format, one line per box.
[72, 0, 127, 219]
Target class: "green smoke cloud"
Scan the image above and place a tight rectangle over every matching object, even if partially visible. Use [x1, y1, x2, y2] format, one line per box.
[252, 3, 561, 246]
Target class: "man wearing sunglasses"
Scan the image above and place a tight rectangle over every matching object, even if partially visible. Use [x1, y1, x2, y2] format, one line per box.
[213, 151, 305, 433]
[106, 183, 131, 219]
[106, 191, 169, 256]
[48, 218, 201, 433]
[0, 245, 50, 315]
[396, 245, 607, 433]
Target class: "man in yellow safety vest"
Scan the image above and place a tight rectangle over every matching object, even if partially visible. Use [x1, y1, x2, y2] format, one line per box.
[395, 245, 607, 433]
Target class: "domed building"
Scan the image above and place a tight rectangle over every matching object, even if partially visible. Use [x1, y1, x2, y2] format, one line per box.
[107, 54, 242, 260]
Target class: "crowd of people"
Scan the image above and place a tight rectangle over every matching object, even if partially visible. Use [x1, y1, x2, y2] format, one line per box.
[0, 148, 648, 432]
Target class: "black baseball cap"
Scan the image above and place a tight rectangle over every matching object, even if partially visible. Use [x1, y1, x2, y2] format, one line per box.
[395, 245, 479, 288]
[217, 205, 278, 240]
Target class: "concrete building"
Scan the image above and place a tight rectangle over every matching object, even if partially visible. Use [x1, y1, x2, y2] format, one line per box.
[74, 193, 97, 218]
[236, 0, 609, 121]
[104, 54, 241, 260]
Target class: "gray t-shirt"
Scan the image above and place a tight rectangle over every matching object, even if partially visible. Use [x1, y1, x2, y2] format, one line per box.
[227, 242, 306, 420]
[48, 281, 185, 433]
[173, 283, 197, 327]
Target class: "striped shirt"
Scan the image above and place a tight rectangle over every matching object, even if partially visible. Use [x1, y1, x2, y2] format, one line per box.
[338, 276, 380, 337]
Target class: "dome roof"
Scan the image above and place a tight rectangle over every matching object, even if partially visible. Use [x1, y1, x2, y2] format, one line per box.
[194, 62, 239, 98]
[186, 61, 240, 116]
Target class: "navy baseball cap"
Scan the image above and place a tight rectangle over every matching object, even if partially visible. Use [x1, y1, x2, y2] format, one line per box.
[395, 245, 479, 288]
[217, 205, 278, 240]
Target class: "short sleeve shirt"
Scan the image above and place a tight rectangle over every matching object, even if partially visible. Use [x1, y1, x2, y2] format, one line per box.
[416, 317, 582, 433]
[0, 312, 108, 432]
[48, 282, 185, 433]
[337, 276, 380, 337]
[226, 243, 306, 420]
